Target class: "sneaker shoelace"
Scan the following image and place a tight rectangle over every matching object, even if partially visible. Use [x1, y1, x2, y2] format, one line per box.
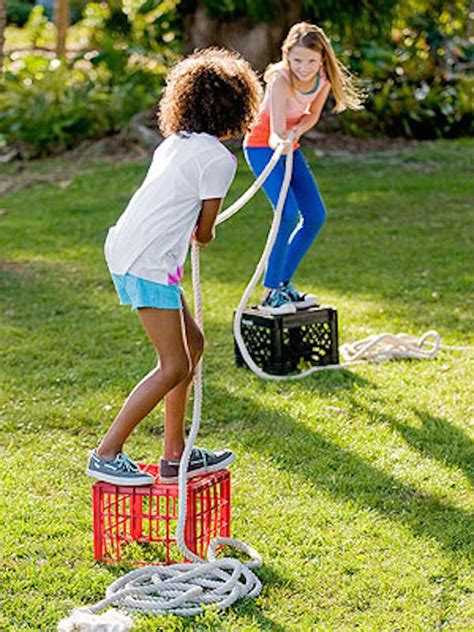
[115, 453, 140, 473]
[282, 282, 302, 301]
[271, 290, 290, 307]
[191, 447, 208, 466]
[165, 448, 208, 467]
[266, 289, 290, 308]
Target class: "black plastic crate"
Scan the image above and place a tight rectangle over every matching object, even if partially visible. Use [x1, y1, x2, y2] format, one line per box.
[234, 306, 339, 375]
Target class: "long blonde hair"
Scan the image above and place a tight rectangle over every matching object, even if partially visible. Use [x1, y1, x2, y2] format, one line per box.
[264, 22, 364, 112]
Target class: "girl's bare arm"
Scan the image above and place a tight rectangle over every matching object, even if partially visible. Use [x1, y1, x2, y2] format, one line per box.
[269, 75, 292, 150]
[193, 198, 223, 245]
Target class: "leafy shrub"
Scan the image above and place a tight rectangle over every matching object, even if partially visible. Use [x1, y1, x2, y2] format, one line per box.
[0, 1, 179, 156]
[0, 54, 164, 156]
[340, 75, 473, 139]
[8, 5, 56, 49]
[338, 39, 473, 139]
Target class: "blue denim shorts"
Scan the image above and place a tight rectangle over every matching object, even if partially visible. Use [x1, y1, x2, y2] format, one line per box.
[112, 273, 183, 310]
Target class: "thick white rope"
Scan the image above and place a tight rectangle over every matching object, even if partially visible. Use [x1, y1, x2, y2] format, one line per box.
[340, 331, 441, 362]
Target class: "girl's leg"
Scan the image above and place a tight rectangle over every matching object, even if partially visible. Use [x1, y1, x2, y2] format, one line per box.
[156, 298, 235, 484]
[280, 150, 327, 283]
[97, 307, 191, 460]
[163, 296, 204, 460]
[244, 147, 299, 289]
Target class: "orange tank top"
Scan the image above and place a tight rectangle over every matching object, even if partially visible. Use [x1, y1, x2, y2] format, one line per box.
[244, 68, 326, 149]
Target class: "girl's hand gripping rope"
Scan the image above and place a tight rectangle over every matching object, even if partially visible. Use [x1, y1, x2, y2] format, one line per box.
[269, 132, 293, 153]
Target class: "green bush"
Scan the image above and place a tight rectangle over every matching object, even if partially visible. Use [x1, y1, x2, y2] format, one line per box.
[0, 54, 164, 156]
[338, 39, 473, 139]
[8, 6, 56, 50]
[340, 75, 473, 139]
[0, 1, 179, 157]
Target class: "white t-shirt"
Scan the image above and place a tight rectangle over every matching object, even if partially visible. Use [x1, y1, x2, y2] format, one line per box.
[105, 133, 237, 285]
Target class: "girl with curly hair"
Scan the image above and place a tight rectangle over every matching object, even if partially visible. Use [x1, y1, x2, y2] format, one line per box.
[244, 22, 364, 314]
[86, 48, 262, 486]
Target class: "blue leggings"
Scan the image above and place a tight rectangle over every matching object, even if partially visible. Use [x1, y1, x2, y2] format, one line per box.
[244, 147, 327, 289]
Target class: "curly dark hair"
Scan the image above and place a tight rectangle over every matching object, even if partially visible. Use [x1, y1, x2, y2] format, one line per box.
[158, 48, 263, 138]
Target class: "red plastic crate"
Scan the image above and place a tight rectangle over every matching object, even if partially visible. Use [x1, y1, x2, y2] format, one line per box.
[92, 465, 231, 565]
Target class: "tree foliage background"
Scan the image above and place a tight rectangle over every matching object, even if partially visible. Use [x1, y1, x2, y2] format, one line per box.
[0, 0, 472, 156]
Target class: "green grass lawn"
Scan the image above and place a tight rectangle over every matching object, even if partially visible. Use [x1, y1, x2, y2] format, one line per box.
[1, 139, 473, 631]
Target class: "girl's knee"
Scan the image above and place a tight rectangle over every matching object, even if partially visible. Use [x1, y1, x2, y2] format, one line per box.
[317, 206, 327, 230]
[306, 204, 327, 233]
[281, 207, 299, 232]
[160, 358, 191, 389]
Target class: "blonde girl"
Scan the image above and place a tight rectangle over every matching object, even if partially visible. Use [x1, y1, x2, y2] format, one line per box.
[244, 22, 363, 314]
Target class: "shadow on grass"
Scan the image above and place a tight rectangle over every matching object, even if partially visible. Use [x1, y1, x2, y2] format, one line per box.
[411, 408, 474, 484]
[361, 403, 474, 485]
[207, 384, 473, 558]
[284, 367, 372, 394]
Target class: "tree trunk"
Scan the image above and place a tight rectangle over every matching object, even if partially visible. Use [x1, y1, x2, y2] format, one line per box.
[468, 1, 473, 39]
[54, 0, 70, 57]
[0, 0, 7, 79]
[183, 1, 303, 71]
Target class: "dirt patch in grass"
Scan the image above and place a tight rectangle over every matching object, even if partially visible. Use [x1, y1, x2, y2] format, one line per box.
[0, 135, 149, 196]
[302, 131, 418, 153]
[0, 132, 423, 196]
[0, 259, 29, 273]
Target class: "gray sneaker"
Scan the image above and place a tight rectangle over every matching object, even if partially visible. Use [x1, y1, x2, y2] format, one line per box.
[86, 451, 155, 486]
[159, 447, 235, 484]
